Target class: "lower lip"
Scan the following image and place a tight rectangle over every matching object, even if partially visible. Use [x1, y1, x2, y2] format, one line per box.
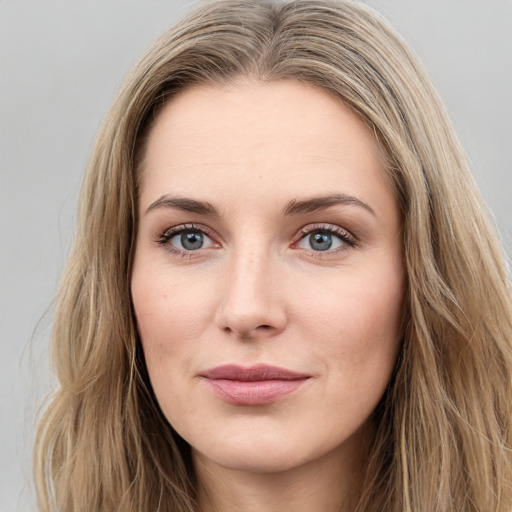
[203, 378, 309, 405]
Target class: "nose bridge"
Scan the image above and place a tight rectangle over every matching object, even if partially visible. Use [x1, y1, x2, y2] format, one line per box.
[215, 239, 286, 338]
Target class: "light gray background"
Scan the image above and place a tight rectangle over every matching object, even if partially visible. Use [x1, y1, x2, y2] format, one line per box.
[1, 1, 511, 510]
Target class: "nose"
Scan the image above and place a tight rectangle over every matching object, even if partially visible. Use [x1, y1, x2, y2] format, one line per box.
[213, 245, 287, 340]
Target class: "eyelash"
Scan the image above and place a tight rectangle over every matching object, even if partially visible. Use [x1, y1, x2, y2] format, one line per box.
[296, 224, 357, 256]
[156, 223, 357, 258]
[157, 223, 218, 257]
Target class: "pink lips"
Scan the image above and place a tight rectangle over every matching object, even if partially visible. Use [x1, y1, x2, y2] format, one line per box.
[200, 364, 310, 405]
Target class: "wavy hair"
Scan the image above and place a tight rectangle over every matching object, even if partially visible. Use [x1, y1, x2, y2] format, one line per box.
[34, 1, 512, 510]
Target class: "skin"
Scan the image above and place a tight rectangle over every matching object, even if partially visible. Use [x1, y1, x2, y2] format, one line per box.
[131, 79, 405, 512]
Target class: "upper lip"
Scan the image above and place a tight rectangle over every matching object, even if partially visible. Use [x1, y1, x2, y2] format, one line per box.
[200, 364, 310, 382]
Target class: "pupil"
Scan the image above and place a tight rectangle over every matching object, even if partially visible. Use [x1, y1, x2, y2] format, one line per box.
[310, 232, 332, 251]
[181, 231, 203, 250]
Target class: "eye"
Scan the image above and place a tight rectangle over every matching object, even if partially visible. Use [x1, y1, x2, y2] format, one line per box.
[158, 224, 217, 252]
[296, 225, 356, 253]
[171, 230, 211, 250]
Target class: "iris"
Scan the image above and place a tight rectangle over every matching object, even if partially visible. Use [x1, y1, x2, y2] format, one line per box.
[309, 232, 333, 251]
[181, 231, 204, 250]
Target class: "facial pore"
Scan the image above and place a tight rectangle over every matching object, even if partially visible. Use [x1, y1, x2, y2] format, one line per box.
[131, 79, 404, 477]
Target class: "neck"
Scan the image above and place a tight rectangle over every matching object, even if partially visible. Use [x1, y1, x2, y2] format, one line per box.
[193, 428, 370, 512]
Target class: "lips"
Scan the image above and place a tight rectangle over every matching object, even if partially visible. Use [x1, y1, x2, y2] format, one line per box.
[200, 364, 310, 406]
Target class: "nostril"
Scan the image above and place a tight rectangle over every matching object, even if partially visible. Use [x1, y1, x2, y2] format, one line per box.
[223, 324, 273, 336]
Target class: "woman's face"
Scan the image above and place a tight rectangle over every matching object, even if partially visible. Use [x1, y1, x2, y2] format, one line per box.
[131, 79, 404, 475]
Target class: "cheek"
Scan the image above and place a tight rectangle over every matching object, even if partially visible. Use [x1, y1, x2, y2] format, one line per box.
[297, 265, 404, 382]
[131, 265, 207, 418]
[131, 267, 193, 396]
[295, 272, 404, 443]
[131, 261, 211, 350]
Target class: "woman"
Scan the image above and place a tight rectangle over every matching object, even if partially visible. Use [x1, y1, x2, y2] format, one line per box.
[34, 0, 512, 511]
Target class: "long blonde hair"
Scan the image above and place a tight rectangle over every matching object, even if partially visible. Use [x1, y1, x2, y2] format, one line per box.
[35, 1, 512, 510]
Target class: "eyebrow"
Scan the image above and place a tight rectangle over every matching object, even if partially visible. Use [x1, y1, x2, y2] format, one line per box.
[145, 195, 220, 216]
[145, 193, 375, 217]
[282, 194, 376, 216]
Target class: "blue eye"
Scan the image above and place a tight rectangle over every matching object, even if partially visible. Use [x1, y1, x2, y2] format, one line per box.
[309, 232, 334, 251]
[159, 226, 216, 251]
[173, 231, 206, 250]
[297, 227, 354, 252]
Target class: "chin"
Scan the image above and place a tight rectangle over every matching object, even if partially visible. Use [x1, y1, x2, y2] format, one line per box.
[188, 419, 355, 476]
[193, 443, 306, 474]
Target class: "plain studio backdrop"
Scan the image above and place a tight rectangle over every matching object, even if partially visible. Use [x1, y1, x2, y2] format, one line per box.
[0, 1, 510, 510]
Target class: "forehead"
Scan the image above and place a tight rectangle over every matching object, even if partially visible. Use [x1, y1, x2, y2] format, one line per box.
[138, 79, 395, 217]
